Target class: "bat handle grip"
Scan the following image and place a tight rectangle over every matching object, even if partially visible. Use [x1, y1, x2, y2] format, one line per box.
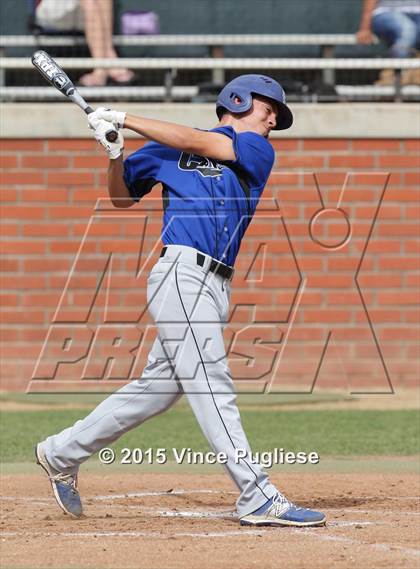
[85, 106, 119, 143]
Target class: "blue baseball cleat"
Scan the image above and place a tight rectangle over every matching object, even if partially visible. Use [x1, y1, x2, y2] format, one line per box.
[35, 443, 83, 518]
[240, 493, 326, 527]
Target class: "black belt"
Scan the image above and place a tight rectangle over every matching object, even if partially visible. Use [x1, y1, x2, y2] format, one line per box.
[160, 247, 234, 280]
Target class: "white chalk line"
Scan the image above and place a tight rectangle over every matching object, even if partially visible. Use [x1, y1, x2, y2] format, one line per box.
[1, 497, 50, 505]
[139, 507, 237, 519]
[94, 489, 237, 501]
[328, 521, 375, 527]
[130, 507, 381, 526]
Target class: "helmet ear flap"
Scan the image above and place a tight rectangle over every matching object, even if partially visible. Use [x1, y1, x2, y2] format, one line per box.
[227, 88, 252, 114]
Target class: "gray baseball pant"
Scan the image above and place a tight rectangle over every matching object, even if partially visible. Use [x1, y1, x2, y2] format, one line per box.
[43, 245, 278, 516]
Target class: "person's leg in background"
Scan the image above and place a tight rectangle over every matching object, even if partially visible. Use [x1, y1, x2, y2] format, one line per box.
[35, 0, 84, 31]
[79, 0, 134, 86]
[372, 10, 420, 86]
[372, 10, 418, 57]
[411, 13, 420, 52]
[402, 13, 420, 85]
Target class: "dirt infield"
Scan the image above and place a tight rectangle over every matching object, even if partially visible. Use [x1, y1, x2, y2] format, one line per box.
[1, 471, 419, 569]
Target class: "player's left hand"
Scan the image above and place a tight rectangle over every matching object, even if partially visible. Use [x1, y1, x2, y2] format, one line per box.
[88, 107, 126, 129]
[89, 118, 124, 159]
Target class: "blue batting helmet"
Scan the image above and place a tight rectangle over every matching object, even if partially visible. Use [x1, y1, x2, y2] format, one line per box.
[216, 74, 293, 130]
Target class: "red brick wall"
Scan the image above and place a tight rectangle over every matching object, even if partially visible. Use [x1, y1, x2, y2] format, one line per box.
[1, 138, 418, 393]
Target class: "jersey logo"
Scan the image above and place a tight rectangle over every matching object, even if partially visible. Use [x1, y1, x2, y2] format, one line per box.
[178, 153, 225, 178]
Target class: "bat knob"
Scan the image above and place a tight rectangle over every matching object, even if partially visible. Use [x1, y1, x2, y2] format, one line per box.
[105, 129, 119, 143]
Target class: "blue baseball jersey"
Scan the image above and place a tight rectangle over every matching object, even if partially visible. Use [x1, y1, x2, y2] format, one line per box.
[123, 126, 274, 267]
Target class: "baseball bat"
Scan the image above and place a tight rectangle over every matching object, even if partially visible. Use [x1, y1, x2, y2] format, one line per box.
[31, 50, 118, 143]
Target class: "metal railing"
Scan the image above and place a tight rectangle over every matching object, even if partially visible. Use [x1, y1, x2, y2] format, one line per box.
[1, 34, 419, 103]
[1, 33, 362, 85]
[0, 33, 361, 47]
[3, 57, 417, 70]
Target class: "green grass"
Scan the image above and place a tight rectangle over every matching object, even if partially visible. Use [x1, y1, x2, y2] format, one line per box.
[1, 404, 419, 463]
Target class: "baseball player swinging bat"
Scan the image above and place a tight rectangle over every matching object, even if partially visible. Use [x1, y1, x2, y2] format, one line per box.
[35, 74, 327, 528]
[31, 50, 118, 142]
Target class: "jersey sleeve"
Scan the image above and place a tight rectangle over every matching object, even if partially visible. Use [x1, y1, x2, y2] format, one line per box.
[213, 126, 275, 189]
[123, 143, 162, 202]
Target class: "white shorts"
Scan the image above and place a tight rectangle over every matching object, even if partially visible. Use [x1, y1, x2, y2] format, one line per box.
[35, 0, 85, 31]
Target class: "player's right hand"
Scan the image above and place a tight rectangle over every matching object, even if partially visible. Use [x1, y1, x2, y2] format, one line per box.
[90, 118, 124, 160]
[89, 107, 126, 129]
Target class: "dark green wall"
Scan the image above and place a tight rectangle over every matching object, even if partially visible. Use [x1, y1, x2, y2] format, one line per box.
[2, 0, 382, 57]
[1, 0, 364, 36]
[115, 0, 363, 34]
